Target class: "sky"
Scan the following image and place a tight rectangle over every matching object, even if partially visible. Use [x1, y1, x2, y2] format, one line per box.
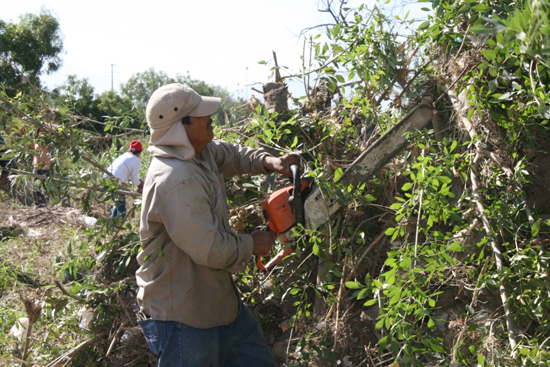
[2, 0, 427, 100]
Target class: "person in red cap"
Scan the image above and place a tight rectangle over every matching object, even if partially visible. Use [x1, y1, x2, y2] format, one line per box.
[104, 140, 144, 218]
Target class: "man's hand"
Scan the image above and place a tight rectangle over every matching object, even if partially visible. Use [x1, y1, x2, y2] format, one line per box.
[251, 230, 277, 257]
[263, 154, 301, 177]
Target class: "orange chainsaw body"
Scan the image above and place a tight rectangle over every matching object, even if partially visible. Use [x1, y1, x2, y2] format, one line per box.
[262, 180, 309, 234]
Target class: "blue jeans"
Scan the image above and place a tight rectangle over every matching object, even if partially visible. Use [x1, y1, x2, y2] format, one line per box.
[111, 195, 126, 218]
[138, 302, 276, 367]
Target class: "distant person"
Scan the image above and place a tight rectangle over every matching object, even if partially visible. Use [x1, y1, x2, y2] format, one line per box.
[0, 133, 11, 187]
[104, 140, 144, 218]
[32, 131, 52, 206]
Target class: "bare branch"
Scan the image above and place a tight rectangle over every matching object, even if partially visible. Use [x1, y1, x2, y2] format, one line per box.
[3, 167, 140, 198]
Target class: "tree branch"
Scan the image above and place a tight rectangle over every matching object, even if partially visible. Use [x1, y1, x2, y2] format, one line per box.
[448, 85, 518, 354]
[4, 167, 140, 198]
[44, 332, 108, 367]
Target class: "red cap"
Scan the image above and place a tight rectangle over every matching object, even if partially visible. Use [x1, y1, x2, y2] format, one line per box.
[129, 140, 143, 152]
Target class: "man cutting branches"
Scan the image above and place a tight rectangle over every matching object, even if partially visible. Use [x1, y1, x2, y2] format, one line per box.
[136, 83, 298, 366]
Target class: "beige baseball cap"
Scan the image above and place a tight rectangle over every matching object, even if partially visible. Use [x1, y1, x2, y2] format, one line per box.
[146, 83, 221, 130]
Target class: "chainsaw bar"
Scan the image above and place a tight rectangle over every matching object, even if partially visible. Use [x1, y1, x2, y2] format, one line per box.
[304, 103, 433, 231]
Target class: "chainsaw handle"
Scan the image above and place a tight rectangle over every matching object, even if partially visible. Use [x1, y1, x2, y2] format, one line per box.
[256, 226, 292, 271]
[288, 165, 304, 226]
[255, 226, 278, 271]
[256, 246, 293, 270]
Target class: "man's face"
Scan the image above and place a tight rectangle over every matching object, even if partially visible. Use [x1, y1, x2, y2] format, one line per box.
[184, 115, 214, 152]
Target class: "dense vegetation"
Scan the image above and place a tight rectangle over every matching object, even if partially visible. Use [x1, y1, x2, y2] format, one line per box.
[1, 0, 549, 366]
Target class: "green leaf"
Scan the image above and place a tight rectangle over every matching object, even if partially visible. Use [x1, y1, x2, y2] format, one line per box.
[531, 219, 541, 238]
[370, 74, 379, 88]
[447, 242, 463, 252]
[385, 269, 396, 285]
[402, 182, 413, 191]
[334, 167, 343, 181]
[477, 353, 485, 365]
[429, 340, 445, 353]
[385, 227, 396, 236]
[364, 194, 376, 201]
[364, 299, 377, 307]
[501, 92, 513, 100]
[390, 202, 402, 210]
[427, 317, 435, 329]
[470, 24, 496, 35]
[472, 4, 491, 12]
[489, 79, 498, 93]
[481, 49, 497, 61]
[419, 21, 430, 29]
[449, 140, 458, 153]
[345, 281, 362, 289]
[323, 349, 337, 362]
[457, 4, 470, 15]
[389, 289, 402, 305]
[290, 136, 298, 149]
[357, 288, 369, 300]
[402, 256, 412, 270]
[378, 335, 388, 349]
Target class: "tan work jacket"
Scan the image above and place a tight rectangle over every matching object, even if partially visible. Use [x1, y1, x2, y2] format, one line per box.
[136, 138, 269, 328]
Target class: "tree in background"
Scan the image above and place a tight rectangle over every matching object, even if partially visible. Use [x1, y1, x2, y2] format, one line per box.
[52, 75, 96, 119]
[50, 70, 247, 135]
[119, 68, 176, 110]
[51, 75, 142, 133]
[120, 68, 248, 125]
[95, 90, 141, 127]
[0, 10, 63, 96]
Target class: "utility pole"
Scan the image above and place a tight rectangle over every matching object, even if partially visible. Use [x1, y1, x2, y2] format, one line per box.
[111, 64, 116, 92]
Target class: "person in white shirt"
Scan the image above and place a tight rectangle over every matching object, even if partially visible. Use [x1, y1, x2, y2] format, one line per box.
[105, 140, 144, 218]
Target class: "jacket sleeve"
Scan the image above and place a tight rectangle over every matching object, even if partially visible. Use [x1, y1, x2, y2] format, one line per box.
[209, 140, 271, 178]
[157, 177, 254, 273]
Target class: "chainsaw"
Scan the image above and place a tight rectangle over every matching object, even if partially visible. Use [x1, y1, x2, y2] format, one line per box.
[257, 104, 433, 270]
